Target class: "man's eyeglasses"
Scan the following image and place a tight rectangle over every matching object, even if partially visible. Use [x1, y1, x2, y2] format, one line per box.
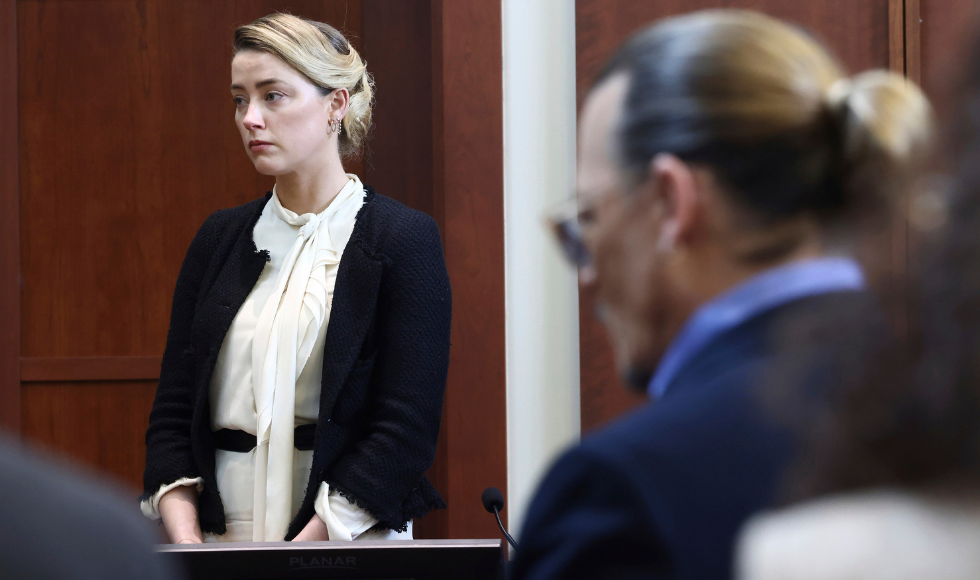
[544, 196, 603, 269]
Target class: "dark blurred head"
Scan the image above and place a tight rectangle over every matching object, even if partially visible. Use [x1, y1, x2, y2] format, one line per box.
[782, 22, 980, 498]
[577, 9, 932, 389]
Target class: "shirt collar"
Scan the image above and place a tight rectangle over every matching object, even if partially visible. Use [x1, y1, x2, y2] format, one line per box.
[271, 174, 361, 225]
[647, 256, 866, 399]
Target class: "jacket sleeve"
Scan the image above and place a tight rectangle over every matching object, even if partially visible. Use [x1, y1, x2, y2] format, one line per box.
[141, 214, 220, 500]
[326, 214, 452, 528]
[509, 446, 672, 580]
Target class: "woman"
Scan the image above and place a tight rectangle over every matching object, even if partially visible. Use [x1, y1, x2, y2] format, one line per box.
[139, 13, 451, 544]
[510, 10, 931, 579]
[737, 29, 980, 580]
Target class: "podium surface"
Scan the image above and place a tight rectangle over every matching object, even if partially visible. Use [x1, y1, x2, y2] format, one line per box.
[157, 539, 504, 580]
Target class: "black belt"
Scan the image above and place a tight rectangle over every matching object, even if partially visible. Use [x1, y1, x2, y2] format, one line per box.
[213, 424, 317, 452]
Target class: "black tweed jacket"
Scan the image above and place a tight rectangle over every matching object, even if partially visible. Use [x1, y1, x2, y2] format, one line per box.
[141, 187, 451, 539]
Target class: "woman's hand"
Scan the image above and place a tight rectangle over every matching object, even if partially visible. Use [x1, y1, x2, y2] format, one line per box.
[159, 486, 204, 544]
[292, 514, 329, 542]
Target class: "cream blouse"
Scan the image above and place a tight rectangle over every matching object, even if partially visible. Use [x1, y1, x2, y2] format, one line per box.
[141, 175, 410, 542]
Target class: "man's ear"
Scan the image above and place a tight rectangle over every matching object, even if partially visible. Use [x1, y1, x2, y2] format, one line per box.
[649, 153, 700, 252]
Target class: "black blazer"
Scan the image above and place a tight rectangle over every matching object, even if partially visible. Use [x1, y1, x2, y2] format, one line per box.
[142, 187, 451, 539]
[510, 292, 883, 580]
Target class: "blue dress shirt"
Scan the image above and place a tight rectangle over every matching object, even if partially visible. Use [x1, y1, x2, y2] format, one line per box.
[648, 256, 866, 399]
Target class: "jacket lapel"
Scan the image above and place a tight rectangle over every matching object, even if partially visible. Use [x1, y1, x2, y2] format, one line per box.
[191, 198, 269, 477]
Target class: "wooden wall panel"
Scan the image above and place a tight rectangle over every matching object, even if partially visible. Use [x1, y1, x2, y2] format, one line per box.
[433, 0, 508, 540]
[920, 0, 980, 123]
[0, 0, 18, 435]
[21, 356, 161, 383]
[361, 0, 447, 540]
[576, 0, 894, 432]
[577, 0, 891, 106]
[21, 381, 158, 491]
[362, 0, 434, 215]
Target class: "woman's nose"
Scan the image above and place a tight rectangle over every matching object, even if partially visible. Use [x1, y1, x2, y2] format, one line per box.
[243, 103, 265, 131]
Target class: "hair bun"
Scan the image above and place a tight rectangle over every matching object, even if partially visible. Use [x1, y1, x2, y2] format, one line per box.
[825, 77, 853, 110]
[824, 70, 934, 221]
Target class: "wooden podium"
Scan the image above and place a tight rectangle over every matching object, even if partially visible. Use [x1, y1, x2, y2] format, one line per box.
[156, 539, 505, 580]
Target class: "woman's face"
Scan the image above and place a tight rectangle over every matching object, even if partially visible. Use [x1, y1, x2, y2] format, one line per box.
[230, 50, 344, 176]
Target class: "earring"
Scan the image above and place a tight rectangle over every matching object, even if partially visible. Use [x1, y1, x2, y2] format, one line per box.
[329, 118, 342, 134]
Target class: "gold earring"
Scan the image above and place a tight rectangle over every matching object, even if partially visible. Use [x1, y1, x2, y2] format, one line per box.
[329, 119, 342, 134]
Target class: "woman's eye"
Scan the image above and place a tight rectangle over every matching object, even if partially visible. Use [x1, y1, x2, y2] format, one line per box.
[233, 97, 246, 107]
[266, 92, 282, 102]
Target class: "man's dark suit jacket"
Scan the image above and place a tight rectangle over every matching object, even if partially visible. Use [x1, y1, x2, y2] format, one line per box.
[510, 292, 879, 580]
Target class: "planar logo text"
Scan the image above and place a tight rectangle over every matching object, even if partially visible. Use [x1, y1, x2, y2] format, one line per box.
[288, 556, 357, 569]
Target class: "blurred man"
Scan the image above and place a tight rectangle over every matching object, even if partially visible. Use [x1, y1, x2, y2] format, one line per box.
[0, 436, 180, 580]
[510, 10, 930, 580]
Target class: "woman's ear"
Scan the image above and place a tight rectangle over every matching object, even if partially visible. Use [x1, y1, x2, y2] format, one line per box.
[649, 153, 701, 251]
[325, 87, 350, 119]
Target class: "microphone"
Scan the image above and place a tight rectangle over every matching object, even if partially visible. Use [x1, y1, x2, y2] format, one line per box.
[482, 487, 518, 549]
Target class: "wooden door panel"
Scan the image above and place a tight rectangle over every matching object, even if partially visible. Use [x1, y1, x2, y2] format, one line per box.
[362, 0, 434, 216]
[577, 0, 891, 104]
[0, 0, 18, 433]
[433, 0, 508, 540]
[921, 0, 980, 122]
[21, 381, 158, 491]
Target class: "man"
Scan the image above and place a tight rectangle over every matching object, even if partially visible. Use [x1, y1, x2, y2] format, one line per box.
[510, 11, 924, 580]
[0, 436, 180, 580]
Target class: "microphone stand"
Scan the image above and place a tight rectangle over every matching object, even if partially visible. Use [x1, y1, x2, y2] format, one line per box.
[493, 506, 518, 550]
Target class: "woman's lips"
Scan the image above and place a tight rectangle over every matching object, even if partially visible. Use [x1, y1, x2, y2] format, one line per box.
[249, 140, 273, 152]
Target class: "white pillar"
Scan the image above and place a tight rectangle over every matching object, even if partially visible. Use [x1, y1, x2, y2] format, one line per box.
[502, 0, 580, 538]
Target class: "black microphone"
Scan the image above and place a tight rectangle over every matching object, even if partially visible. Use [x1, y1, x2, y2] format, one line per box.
[482, 486, 518, 549]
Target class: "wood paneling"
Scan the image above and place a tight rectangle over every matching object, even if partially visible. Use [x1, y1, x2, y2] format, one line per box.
[576, 0, 895, 432]
[362, 0, 434, 215]
[576, 0, 891, 107]
[427, 0, 450, 540]
[1, 0, 18, 435]
[905, 0, 922, 84]
[360, 1, 447, 540]
[920, 0, 980, 123]
[434, 0, 508, 539]
[21, 356, 161, 382]
[21, 381, 158, 491]
[889, 0, 906, 73]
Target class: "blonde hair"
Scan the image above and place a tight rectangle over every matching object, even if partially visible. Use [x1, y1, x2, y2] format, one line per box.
[234, 13, 374, 159]
[600, 10, 933, 256]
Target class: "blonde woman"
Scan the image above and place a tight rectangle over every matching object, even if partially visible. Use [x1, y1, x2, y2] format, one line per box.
[140, 13, 451, 544]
